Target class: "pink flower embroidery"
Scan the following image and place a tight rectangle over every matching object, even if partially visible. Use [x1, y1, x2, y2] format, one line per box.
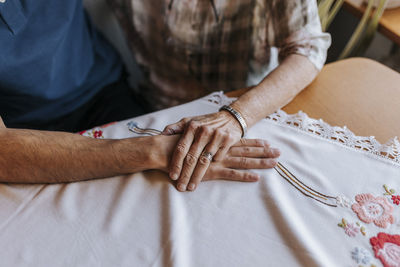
[78, 128, 104, 139]
[351, 193, 394, 228]
[370, 233, 400, 267]
[392, 195, 400, 206]
[93, 130, 103, 139]
[337, 218, 362, 237]
[344, 223, 359, 237]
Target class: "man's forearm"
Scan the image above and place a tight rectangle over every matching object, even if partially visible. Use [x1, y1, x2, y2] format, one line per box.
[230, 54, 319, 127]
[0, 128, 168, 183]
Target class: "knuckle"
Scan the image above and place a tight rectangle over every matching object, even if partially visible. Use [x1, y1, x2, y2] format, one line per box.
[191, 174, 203, 183]
[239, 157, 248, 168]
[226, 134, 236, 144]
[255, 139, 264, 147]
[228, 169, 236, 177]
[176, 143, 187, 153]
[270, 159, 278, 167]
[199, 156, 210, 165]
[243, 173, 251, 180]
[240, 138, 247, 146]
[179, 175, 190, 184]
[243, 147, 251, 154]
[179, 172, 192, 183]
[263, 159, 276, 167]
[185, 153, 198, 166]
[261, 159, 269, 166]
[215, 128, 225, 138]
[188, 121, 199, 131]
[219, 146, 226, 153]
[200, 125, 212, 136]
[171, 165, 181, 173]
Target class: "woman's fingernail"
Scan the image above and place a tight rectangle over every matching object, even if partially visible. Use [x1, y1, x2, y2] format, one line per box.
[188, 183, 196, 191]
[177, 183, 186, 191]
[170, 173, 178, 180]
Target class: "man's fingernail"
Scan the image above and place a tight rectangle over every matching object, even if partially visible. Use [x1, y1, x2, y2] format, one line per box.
[271, 148, 281, 156]
[177, 183, 186, 191]
[170, 173, 178, 180]
[188, 183, 196, 191]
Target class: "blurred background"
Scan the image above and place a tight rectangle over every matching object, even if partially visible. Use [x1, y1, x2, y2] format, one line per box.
[84, 0, 400, 84]
[323, 0, 400, 71]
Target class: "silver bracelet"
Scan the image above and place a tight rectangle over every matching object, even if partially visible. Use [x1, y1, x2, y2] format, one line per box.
[219, 105, 247, 137]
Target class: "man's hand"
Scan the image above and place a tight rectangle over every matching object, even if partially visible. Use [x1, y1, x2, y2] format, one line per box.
[199, 138, 280, 187]
[154, 135, 280, 191]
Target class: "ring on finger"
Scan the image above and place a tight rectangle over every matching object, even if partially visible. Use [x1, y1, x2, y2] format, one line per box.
[201, 151, 213, 162]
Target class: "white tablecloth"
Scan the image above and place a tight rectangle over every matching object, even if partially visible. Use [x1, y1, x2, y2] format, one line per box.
[1, 92, 399, 267]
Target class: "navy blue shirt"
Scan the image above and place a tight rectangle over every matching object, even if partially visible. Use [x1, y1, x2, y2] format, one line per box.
[0, 0, 122, 125]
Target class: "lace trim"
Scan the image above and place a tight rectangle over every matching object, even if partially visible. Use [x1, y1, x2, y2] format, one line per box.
[202, 92, 400, 166]
[204, 91, 235, 107]
[267, 110, 400, 166]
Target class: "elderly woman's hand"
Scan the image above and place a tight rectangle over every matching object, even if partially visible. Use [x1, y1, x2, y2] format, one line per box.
[162, 111, 250, 191]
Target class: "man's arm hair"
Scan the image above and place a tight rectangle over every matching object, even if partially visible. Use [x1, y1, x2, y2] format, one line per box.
[0, 116, 278, 187]
[0, 116, 164, 183]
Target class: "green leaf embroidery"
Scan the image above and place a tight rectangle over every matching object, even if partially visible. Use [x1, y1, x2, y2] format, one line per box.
[383, 184, 395, 195]
[360, 226, 366, 236]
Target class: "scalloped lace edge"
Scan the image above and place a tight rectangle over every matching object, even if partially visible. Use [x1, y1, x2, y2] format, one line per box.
[204, 92, 400, 166]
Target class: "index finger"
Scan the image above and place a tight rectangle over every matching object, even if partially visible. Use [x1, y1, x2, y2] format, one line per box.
[232, 139, 269, 148]
[169, 124, 197, 180]
[204, 168, 260, 182]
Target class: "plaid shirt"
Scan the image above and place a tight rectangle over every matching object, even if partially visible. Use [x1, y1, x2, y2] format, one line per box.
[109, 0, 331, 110]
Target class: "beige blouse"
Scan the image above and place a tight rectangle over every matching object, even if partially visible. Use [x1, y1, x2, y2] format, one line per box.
[109, 0, 331, 110]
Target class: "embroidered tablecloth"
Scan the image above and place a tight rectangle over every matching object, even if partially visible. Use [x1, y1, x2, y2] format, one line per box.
[0, 92, 399, 267]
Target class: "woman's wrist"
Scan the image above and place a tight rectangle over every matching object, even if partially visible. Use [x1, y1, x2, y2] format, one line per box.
[229, 85, 265, 128]
[219, 105, 248, 137]
[215, 110, 243, 138]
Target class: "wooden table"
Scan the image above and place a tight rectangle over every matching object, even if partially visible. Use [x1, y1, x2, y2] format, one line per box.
[343, 0, 400, 45]
[227, 58, 400, 143]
